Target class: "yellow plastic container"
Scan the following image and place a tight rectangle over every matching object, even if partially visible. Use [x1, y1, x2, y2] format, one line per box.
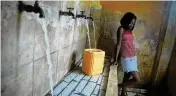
[82, 49, 105, 76]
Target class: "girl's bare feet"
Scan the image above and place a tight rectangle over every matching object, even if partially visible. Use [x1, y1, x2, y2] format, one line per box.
[118, 84, 128, 96]
[118, 84, 122, 94]
[121, 91, 128, 96]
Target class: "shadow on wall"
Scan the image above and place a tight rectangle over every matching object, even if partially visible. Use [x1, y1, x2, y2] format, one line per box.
[97, 22, 120, 57]
[96, 9, 123, 57]
[167, 38, 176, 96]
[70, 51, 76, 70]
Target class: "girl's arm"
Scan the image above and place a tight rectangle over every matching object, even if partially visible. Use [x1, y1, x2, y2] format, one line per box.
[114, 27, 123, 65]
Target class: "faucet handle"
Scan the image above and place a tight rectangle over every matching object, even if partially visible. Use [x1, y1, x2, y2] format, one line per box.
[67, 7, 74, 11]
[34, 1, 39, 7]
[80, 11, 85, 15]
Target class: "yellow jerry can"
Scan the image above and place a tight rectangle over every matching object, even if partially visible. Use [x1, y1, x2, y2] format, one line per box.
[82, 49, 105, 76]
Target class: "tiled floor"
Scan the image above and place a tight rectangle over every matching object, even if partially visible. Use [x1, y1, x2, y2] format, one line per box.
[47, 58, 111, 96]
[46, 58, 148, 96]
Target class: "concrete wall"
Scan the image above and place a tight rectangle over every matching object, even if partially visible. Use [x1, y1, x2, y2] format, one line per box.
[163, 2, 176, 95]
[152, 1, 176, 87]
[1, 1, 89, 96]
[94, 1, 174, 85]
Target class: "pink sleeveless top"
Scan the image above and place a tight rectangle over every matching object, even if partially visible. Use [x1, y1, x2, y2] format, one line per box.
[120, 30, 136, 58]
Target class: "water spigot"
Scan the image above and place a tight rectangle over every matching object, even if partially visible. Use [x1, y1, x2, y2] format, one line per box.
[59, 7, 75, 19]
[17, 1, 45, 18]
[67, 7, 74, 18]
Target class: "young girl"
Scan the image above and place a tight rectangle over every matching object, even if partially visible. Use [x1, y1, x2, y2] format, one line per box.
[114, 12, 141, 96]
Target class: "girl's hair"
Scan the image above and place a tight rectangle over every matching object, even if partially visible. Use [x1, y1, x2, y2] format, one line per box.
[120, 12, 137, 30]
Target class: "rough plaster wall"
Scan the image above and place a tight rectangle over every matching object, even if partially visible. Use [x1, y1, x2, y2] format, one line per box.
[154, 1, 176, 86]
[97, 1, 166, 84]
[1, 1, 88, 96]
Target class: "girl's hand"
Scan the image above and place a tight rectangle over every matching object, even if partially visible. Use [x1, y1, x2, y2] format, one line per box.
[113, 61, 118, 65]
[110, 58, 114, 63]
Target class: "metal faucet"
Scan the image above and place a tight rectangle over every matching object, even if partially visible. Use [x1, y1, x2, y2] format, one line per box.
[76, 11, 86, 19]
[59, 7, 75, 19]
[86, 14, 93, 21]
[18, 1, 45, 18]
[33, 1, 45, 18]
